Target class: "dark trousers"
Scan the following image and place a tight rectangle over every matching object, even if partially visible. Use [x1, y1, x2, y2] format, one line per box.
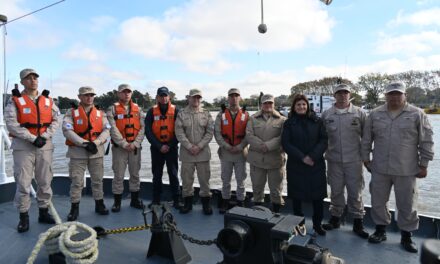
[292, 198, 324, 226]
[151, 146, 180, 202]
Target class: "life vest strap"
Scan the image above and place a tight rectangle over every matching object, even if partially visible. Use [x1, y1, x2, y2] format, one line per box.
[20, 122, 51, 128]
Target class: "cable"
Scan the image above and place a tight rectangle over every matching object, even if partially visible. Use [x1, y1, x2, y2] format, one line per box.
[6, 0, 66, 25]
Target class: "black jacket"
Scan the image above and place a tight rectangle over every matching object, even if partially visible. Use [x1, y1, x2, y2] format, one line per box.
[281, 113, 328, 201]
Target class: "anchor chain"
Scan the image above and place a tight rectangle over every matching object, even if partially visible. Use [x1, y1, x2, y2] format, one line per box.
[165, 221, 217, 246]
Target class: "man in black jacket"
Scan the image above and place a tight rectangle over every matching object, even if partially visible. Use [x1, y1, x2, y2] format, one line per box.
[145, 87, 181, 208]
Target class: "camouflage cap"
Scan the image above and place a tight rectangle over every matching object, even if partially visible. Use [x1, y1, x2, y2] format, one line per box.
[228, 88, 240, 96]
[20, 68, 39, 80]
[385, 82, 406, 94]
[189, 89, 202, 97]
[78, 86, 96, 95]
[118, 84, 132, 92]
[333, 84, 350, 94]
[261, 94, 274, 103]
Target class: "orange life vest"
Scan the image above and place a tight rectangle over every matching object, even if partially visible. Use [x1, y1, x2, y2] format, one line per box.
[152, 103, 176, 143]
[221, 108, 249, 146]
[113, 101, 141, 143]
[12, 94, 53, 136]
[65, 105, 103, 146]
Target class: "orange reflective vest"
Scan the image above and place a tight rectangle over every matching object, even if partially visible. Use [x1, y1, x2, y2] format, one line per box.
[13, 94, 53, 136]
[221, 108, 249, 146]
[65, 105, 103, 146]
[113, 101, 141, 143]
[152, 103, 176, 143]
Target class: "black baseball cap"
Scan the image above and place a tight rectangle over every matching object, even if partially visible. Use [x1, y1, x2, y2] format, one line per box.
[157, 86, 170, 96]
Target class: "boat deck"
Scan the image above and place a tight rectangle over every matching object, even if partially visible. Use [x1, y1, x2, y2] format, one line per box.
[0, 177, 437, 264]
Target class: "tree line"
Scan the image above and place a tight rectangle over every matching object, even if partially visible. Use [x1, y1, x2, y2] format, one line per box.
[53, 69, 439, 111]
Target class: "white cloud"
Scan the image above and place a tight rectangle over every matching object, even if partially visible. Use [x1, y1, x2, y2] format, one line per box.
[113, 0, 334, 74]
[389, 8, 440, 27]
[63, 44, 100, 61]
[375, 31, 440, 55]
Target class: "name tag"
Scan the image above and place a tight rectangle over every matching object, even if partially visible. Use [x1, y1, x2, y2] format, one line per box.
[241, 114, 246, 121]
[73, 109, 79, 117]
[23, 108, 31, 114]
[96, 111, 101, 117]
[117, 114, 124, 120]
[18, 97, 26, 106]
[45, 98, 50, 107]
[223, 120, 228, 125]
[77, 119, 83, 125]
[154, 116, 160, 121]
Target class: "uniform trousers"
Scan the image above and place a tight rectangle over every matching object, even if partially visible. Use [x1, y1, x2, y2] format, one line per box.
[13, 148, 53, 212]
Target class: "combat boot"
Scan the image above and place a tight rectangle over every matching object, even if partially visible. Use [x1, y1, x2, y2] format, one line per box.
[272, 203, 281, 213]
[17, 212, 29, 233]
[112, 194, 122, 212]
[179, 196, 193, 214]
[322, 216, 341, 231]
[38, 208, 56, 224]
[313, 224, 327, 236]
[173, 195, 182, 209]
[67, 203, 79, 221]
[353, 218, 369, 239]
[401, 231, 418, 253]
[201, 197, 213, 215]
[236, 200, 244, 207]
[219, 199, 229, 214]
[130, 191, 143, 209]
[368, 225, 387, 243]
[95, 199, 109, 215]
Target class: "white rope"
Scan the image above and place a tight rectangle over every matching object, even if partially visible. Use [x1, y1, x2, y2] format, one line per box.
[26, 201, 99, 264]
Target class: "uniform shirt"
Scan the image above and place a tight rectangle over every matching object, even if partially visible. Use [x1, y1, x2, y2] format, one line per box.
[145, 105, 179, 150]
[361, 103, 434, 176]
[214, 109, 248, 162]
[246, 110, 286, 169]
[321, 104, 366, 163]
[62, 105, 110, 159]
[5, 93, 60, 151]
[106, 103, 145, 149]
[175, 105, 214, 162]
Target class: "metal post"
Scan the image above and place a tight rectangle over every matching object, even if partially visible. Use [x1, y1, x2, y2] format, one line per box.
[0, 15, 9, 184]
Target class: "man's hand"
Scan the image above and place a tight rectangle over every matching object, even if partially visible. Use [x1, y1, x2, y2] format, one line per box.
[229, 146, 241, 154]
[260, 143, 268, 153]
[303, 155, 314, 166]
[363, 161, 371, 172]
[190, 145, 201, 155]
[124, 144, 136, 152]
[416, 166, 428, 178]
[33, 136, 46, 148]
[160, 145, 170, 154]
[84, 142, 98, 154]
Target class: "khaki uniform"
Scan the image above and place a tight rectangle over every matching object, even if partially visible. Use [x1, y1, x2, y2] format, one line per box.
[214, 111, 248, 201]
[106, 104, 145, 194]
[5, 95, 60, 213]
[321, 104, 367, 218]
[361, 103, 434, 231]
[175, 105, 214, 197]
[246, 110, 286, 204]
[63, 107, 110, 203]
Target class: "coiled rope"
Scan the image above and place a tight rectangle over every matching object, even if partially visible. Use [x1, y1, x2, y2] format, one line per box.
[26, 201, 99, 264]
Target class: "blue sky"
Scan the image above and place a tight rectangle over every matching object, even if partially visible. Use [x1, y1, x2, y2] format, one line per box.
[1, 0, 439, 101]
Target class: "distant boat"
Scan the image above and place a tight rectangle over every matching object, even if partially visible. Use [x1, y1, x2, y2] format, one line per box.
[424, 104, 440, 114]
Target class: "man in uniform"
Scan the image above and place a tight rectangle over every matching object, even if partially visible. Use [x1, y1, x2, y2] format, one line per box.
[145, 86, 181, 208]
[106, 84, 144, 212]
[5, 68, 59, 232]
[321, 84, 369, 238]
[214, 88, 249, 214]
[246, 94, 286, 213]
[175, 89, 214, 215]
[63, 86, 111, 221]
[361, 82, 434, 253]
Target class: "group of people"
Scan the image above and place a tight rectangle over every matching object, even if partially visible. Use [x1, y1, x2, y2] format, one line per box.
[6, 68, 434, 254]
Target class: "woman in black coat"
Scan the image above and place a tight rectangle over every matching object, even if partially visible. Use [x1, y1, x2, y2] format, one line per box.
[281, 94, 328, 235]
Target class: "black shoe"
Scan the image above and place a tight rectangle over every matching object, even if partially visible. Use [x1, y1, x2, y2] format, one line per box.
[179, 196, 193, 214]
[38, 208, 56, 224]
[112, 194, 122, 213]
[17, 212, 29, 233]
[236, 200, 244, 207]
[67, 202, 79, 221]
[201, 197, 213, 215]
[130, 192, 144, 209]
[173, 196, 182, 209]
[322, 216, 341, 231]
[95, 199, 109, 215]
[253, 201, 264, 207]
[272, 203, 281, 213]
[368, 225, 387, 243]
[313, 225, 326, 236]
[401, 231, 418, 253]
[219, 199, 229, 214]
[353, 218, 369, 239]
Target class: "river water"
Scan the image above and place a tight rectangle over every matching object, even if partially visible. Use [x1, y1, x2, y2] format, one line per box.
[4, 113, 440, 218]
